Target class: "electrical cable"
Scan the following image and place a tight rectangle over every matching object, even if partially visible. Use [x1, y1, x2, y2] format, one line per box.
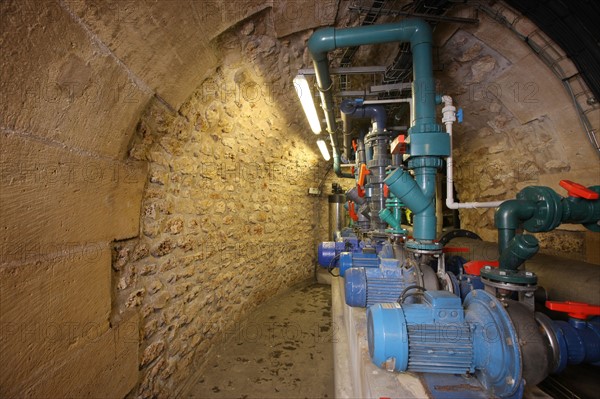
[327, 253, 341, 277]
[397, 284, 426, 303]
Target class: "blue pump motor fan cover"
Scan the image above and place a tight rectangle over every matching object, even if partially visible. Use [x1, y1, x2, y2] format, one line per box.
[367, 290, 523, 398]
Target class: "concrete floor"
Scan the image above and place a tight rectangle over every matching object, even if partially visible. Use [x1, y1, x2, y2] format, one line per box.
[188, 282, 334, 399]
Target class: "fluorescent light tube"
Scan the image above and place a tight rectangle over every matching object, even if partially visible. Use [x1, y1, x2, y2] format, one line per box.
[316, 139, 331, 161]
[293, 75, 322, 134]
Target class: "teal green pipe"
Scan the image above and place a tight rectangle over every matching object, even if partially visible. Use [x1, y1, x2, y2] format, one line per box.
[499, 234, 539, 271]
[308, 19, 437, 132]
[333, 154, 354, 178]
[494, 199, 537, 253]
[379, 208, 400, 229]
[384, 167, 436, 240]
[308, 19, 447, 178]
[412, 167, 437, 240]
[561, 187, 600, 231]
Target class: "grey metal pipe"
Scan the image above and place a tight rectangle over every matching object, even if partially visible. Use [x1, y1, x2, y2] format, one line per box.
[340, 100, 387, 160]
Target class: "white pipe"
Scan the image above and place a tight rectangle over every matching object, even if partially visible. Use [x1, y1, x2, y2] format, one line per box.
[443, 95, 505, 209]
[363, 98, 412, 105]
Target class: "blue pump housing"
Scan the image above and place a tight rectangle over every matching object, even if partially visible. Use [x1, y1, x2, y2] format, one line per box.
[367, 290, 523, 398]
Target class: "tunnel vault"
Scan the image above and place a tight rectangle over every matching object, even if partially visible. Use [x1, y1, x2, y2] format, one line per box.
[1, 1, 598, 398]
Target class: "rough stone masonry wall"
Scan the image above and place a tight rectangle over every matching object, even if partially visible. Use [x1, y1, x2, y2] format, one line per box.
[1, 1, 338, 397]
[434, 6, 600, 260]
[111, 12, 329, 398]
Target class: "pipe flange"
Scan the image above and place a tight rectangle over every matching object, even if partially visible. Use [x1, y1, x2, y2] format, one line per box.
[407, 157, 444, 169]
[386, 228, 408, 236]
[440, 271, 460, 295]
[405, 239, 442, 252]
[480, 267, 538, 285]
[534, 312, 564, 374]
[517, 186, 562, 232]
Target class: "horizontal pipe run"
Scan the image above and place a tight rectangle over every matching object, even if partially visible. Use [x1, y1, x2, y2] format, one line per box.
[308, 19, 440, 177]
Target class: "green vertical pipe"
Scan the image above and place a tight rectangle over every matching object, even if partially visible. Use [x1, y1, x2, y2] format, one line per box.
[412, 167, 437, 240]
[499, 234, 540, 271]
[308, 20, 436, 132]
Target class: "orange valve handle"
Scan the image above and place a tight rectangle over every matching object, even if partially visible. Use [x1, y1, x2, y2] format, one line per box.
[357, 164, 370, 198]
[358, 164, 370, 187]
[545, 300, 600, 320]
[383, 184, 389, 198]
[348, 201, 358, 222]
[559, 180, 599, 200]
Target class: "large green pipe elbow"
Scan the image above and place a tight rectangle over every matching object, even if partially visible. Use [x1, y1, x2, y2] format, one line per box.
[308, 19, 447, 165]
[495, 200, 537, 253]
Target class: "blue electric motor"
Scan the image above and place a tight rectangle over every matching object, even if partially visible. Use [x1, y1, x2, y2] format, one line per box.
[317, 238, 361, 268]
[345, 257, 414, 307]
[339, 250, 379, 277]
[334, 241, 394, 277]
[367, 290, 524, 398]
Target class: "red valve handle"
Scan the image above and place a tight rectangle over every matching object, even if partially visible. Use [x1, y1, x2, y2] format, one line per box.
[545, 300, 600, 320]
[358, 164, 370, 186]
[357, 164, 370, 198]
[442, 247, 470, 253]
[383, 184, 389, 198]
[559, 180, 599, 200]
[348, 201, 358, 222]
[357, 185, 365, 198]
[391, 134, 406, 155]
[463, 260, 499, 276]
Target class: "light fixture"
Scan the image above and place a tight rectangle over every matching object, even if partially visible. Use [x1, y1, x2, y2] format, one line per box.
[293, 75, 322, 134]
[316, 139, 331, 161]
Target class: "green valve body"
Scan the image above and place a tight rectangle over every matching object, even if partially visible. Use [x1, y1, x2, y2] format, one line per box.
[492, 184, 600, 284]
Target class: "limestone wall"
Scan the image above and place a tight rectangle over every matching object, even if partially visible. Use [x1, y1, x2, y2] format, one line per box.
[434, 5, 600, 260]
[112, 12, 331, 396]
[1, 1, 332, 397]
[1, 1, 599, 398]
